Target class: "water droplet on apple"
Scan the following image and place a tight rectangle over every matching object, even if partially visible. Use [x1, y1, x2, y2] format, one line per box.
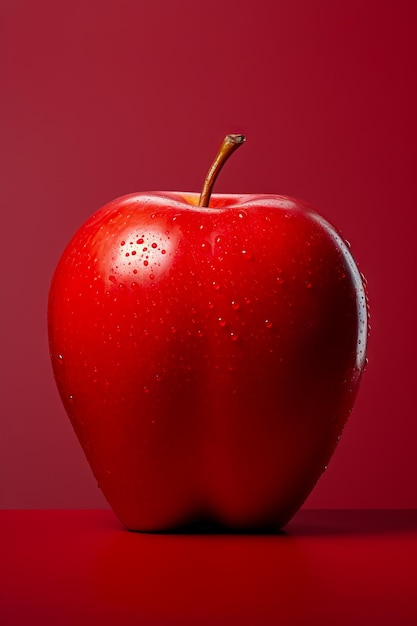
[196, 329, 204, 338]
[149, 274, 155, 280]
[218, 318, 226, 327]
[230, 332, 239, 341]
[201, 241, 210, 252]
[231, 301, 240, 310]
[68, 394, 74, 403]
[137, 238, 144, 244]
[161, 249, 166, 254]
[151, 242, 157, 248]
[241, 250, 253, 260]
[305, 281, 312, 289]
[131, 250, 136, 256]
[212, 281, 220, 290]
[344, 239, 351, 248]
[265, 320, 273, 329]
[120, 241, 126, 246]
[57, 354, 64, 364]
[109, 275, 116, 283]
[144, 260, 149, 266]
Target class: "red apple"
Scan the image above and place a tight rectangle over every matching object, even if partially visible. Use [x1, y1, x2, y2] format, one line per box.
[48, 135, 368, 531]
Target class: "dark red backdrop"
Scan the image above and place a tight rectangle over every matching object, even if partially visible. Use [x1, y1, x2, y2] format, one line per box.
[1, 0, 416, 510]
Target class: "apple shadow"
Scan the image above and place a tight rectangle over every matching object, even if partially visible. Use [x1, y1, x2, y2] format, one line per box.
[125, 509, 417, 537]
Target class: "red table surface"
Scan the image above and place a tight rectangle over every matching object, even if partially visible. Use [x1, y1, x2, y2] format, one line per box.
[1, 509, 416, 626]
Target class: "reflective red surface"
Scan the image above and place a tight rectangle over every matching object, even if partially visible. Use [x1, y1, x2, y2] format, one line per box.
[1, 510, 416, 625]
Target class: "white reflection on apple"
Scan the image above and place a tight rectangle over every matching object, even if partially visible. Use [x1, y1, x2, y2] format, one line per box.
[310, 212, 368, 371]
[110, 228, 177, 285]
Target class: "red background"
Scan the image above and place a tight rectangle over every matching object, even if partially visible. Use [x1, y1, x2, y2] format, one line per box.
[1, 0, 416, 511]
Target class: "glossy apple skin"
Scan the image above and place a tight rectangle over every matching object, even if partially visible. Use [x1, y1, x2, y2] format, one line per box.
[48, 192, 367, 531]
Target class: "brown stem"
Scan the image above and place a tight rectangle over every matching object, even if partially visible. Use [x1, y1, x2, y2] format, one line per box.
[198, 134, 246, 207]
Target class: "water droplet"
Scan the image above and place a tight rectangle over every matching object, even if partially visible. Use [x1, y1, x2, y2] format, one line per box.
[120, 240, 126, 246]
[208, 302, 215, 309]
[265, 320, 273, 329]
[231, 301, 240, 310]
[161, 249, 166, 254]
[149, 274, 155, 280]
[218, 317, 226, 327]
[137, 238, 144, 244]
[241, 250, 253, 260]
[57, 354, 64, 364]
[344, 239, 351, 248]
[144, 260, 149, 266]
[125, 252, 130, 257]
[144, 386, 150, 394]
[109, 275, 116, 283]
[212, 281, 220, 291]
[196, 329, 204, 337]
[305, 281, 312, 289]
[201, 241, 210, 252]
[68, 394, 74, 403]
[230, 332, 239, 341]
[151, 242, 157, 249]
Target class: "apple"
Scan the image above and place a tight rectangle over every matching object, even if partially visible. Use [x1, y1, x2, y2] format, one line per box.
[48, 135, 368, 531]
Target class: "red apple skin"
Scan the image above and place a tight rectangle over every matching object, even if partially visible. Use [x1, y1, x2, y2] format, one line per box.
[48, 192, 367, 531]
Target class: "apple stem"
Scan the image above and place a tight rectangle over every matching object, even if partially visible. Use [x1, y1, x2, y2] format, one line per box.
[198, 134, 246, 207]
